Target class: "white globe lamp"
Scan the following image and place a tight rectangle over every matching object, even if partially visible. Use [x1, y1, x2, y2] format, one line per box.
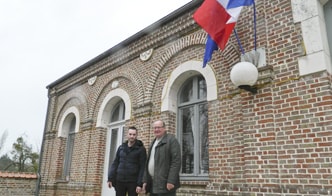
[230, 62, 259, 94]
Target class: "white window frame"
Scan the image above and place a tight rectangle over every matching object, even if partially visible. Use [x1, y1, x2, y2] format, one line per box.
[58, 106, 80, 181]
[177, 76, 209, 180]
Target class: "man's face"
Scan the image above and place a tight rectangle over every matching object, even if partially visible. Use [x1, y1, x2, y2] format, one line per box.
[127, 129, 137, 143]
[153, 121, 166, 139]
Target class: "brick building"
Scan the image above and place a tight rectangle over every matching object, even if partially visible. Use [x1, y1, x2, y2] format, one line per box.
[38, 0, 332, 195]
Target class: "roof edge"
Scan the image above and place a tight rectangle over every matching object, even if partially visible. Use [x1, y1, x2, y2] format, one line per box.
[47, 0, 203, 89]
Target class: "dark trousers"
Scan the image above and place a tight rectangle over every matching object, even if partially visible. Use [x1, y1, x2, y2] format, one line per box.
[150, 191, 176, 196]
[115, 181, 137, 196]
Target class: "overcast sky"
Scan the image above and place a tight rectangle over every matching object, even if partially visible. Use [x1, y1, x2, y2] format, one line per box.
[0, 0, 191, 156]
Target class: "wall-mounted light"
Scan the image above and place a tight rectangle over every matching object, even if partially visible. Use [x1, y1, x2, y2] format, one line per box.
[230, 61, 258, 94]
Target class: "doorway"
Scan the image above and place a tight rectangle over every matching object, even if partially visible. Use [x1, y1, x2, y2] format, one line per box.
[101, 124, 124, 196]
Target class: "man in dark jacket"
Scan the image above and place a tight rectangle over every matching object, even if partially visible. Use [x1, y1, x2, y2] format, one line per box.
[108, 126, 147, 196]
[142, 120, 181, 196]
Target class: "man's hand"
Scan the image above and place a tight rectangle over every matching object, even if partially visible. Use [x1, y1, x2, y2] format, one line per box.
[141, 183, 147, 193]
[107, 181, 113, 188]
[136, 186, 142, 193]
[166, 183, 174, 191]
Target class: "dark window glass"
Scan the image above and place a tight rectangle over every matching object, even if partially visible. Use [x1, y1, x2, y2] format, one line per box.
[178, 75, 208, 177]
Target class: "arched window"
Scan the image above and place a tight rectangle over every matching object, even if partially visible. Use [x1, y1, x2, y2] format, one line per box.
[108, 100, 126, 162]
[58, 106, 79, 181]
[178, 75, 209, 179]
[110, 100, 125, 123]
[100, 90, 131, 195]
[63, 114, 76, 180]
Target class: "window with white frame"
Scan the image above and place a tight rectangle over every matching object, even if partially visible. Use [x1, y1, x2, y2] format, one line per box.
[110, 100, 125, 123]
[63, 114, 76, 180]
[178, 75, 209, 179]
[107, 100, 126, 167]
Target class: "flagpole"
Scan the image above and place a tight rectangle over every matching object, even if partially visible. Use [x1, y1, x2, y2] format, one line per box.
[253, 0, 257, 51]
[233, 29, 245, 55]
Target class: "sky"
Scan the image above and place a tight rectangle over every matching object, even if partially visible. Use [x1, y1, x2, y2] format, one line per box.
[0, 0, 192, 156]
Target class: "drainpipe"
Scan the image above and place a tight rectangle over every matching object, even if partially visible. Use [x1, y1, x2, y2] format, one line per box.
[35, 88, 53, 196]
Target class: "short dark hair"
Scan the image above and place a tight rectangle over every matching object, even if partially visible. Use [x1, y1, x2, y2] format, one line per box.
[128, 126, 137, 131]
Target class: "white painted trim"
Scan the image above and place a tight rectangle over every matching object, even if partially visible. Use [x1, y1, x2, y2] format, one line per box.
[96, 88, 131, 127]
[161, 60, 217, 113]
[58, 106, 80, 137]
[292, 0, 332, 74]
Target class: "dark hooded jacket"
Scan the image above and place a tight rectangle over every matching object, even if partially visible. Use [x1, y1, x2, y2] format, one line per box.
[108, 140, 146, 187]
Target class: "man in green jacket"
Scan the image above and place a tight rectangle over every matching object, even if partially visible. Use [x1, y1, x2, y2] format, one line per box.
[142, 120, 181, 196]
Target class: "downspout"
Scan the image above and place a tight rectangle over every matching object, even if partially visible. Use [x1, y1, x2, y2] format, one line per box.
[35, 88, 53, 196]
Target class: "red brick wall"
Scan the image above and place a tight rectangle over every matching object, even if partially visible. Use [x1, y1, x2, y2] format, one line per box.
[0, 172, 37, 196]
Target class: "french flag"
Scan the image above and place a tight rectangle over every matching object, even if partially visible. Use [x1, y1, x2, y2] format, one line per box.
[194, 0, 253, 67]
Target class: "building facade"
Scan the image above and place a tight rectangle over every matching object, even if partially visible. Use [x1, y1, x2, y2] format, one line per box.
[38, 0, 332, 195]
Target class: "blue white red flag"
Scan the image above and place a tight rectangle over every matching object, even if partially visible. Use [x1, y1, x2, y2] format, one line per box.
[194, 0, 254, 67]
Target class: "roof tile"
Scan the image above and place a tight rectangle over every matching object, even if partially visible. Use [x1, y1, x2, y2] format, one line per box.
[0, 171, 37, 179]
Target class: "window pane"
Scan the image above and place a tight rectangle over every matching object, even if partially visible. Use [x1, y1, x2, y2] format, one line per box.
[181, 107, 194, 174]
[64, 117, 76, 179]
[121, 104, 125, 120]
[178, 75, 208, 178]
[66, 133, 75, 167]
[199, 103, 209, 174]
[69, 118, 76, 133]
[180, 79, 193, 103]
[198, 77, 207, 100]
[111, 104, 120, 122]
[108, 128, 118, 167]
[111, 100, 125, 122]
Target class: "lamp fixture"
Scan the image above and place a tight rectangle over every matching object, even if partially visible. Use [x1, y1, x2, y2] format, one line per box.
[230, 61, 259, 94]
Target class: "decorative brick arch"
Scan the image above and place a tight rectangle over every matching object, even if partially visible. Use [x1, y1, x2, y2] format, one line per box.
[161, 60, 218, 113]
[55, 97, 84, 135]
[90, 68, 144, 120]
[95, 88, 131, 128]
[145, 32, 207, 103]
[58, 106, 80, 137]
